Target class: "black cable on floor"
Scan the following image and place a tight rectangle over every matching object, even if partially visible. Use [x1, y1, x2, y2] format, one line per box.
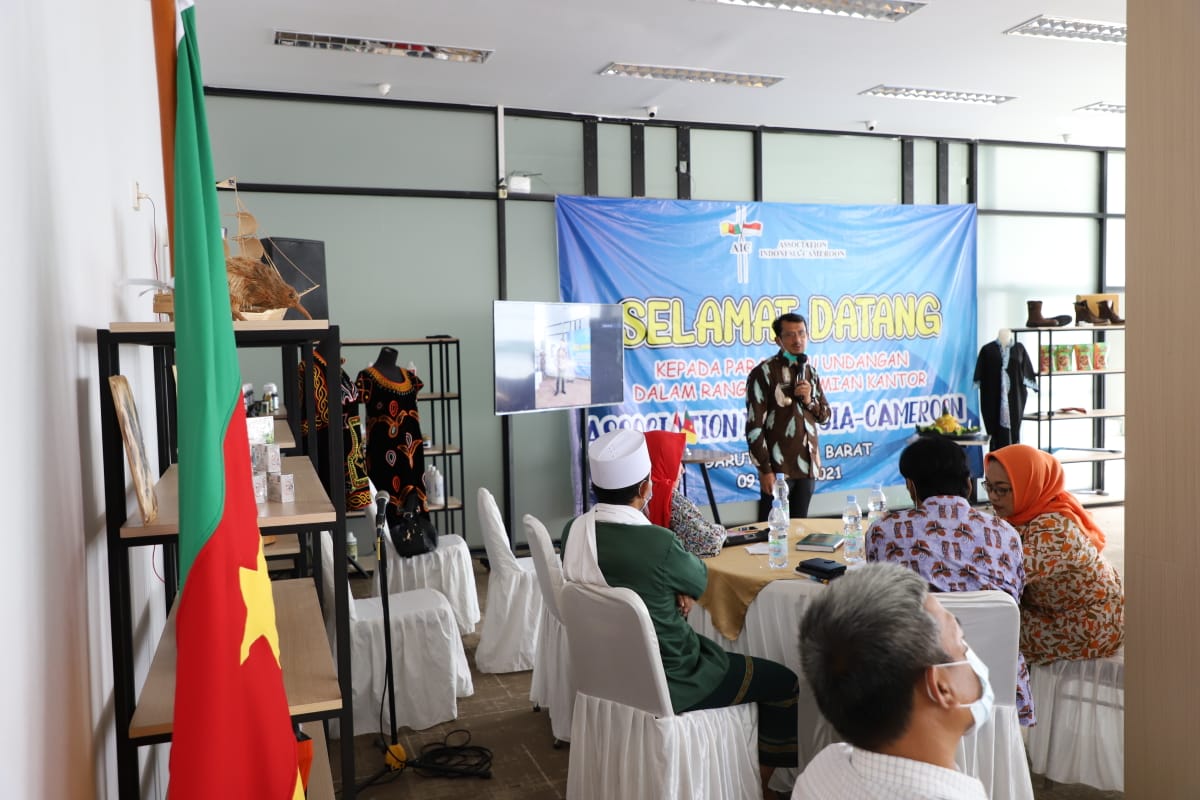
[407, 729, 493, 780]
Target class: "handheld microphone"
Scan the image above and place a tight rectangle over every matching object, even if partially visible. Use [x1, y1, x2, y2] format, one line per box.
[374, 491, 390, 528]
[796, 353, 808, 370]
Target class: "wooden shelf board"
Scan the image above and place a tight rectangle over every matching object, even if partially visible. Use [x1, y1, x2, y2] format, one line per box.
[343, 337, 460, 346]
[1036, 368, 1125, 377]
[302, 720, 334, 800]
[129, 578, 341, 740]
[273, 419, 296, 449]
[1051, 450, 1125, 464]
[121, 456, 335, 539]
[264, 533, 300, 559]
[110, 320, 330, 334]
[427, 496, 463, 512]
[1024, 410, 1126, 421]
[1012, 324, 1125, 333]
[424, 445, 462, 456]
[419, 392, 460, 401]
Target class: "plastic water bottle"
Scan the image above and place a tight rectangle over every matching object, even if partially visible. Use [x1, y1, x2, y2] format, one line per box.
[842, 495, 864, 566]
[773, 472, 790, 517]
[767, 500, 789, 569]
[346, 530, 358, 562]
[867, 484, 887, 526]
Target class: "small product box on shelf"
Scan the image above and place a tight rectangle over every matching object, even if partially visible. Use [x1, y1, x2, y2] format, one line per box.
[252, 471, 268, 504]
[245, 416, 275, 445]
[267, 472, 295, 503]
[252, 443, 282, 474]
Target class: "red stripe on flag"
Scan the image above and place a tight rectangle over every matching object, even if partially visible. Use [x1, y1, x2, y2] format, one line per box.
[170, 396, 297, 798]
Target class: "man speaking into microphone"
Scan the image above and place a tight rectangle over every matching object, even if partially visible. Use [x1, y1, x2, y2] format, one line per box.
[745, 312, 832, 520]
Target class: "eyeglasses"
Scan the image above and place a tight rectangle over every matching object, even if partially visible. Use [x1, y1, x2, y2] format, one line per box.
[982, 481, 1011, 498]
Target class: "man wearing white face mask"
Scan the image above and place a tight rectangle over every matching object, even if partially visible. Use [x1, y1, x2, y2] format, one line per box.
[794, 563, 991, 799]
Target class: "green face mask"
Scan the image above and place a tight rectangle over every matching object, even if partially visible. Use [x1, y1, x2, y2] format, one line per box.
[781, 351, 799, 363]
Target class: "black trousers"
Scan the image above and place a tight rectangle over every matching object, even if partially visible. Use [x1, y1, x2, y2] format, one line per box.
[758, 476, 814, 521]
[682, 652, 799, 768]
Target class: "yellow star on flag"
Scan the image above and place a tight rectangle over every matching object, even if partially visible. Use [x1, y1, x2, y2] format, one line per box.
[239, 542, 282, 666]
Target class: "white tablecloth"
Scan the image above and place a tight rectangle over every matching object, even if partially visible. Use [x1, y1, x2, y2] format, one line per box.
[689, 574, 1033, 800]
[385, 534, 481, 635]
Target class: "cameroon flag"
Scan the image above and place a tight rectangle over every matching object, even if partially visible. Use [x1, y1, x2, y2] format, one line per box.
[156, 1, 302, 796]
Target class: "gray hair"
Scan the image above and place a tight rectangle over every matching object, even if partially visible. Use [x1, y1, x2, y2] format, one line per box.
[799, 563, 949, 750]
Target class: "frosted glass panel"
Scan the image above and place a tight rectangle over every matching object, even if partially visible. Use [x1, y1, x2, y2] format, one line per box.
[762, 132, 900, 204]
[505, 116, 583, 196]
[645, 126, 678, 199]
[597, 124, 632, 198]
[914, 139, 936, 205]
[978, 146, 1099, 212]
[207, 97, 495, 192]
[690, 129, 754, 201]
[948, 143, 970, 204]
[1106, 219, 1125, 288]
[1107, 151, 1125, 214]
[976, 215, 1098, 345]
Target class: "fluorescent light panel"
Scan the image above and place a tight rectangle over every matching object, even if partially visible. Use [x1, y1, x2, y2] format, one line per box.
[1077, 101, 1126, 114]
[274, 30, 492, 63]
[600, 62, 783, 88]
[1005, 15, 1126, 45]
[695, 0, 927, 22]
[861, 84, 1016, 105]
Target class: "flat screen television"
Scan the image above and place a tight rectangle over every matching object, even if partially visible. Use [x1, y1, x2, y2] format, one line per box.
[494, 300, 626, 415]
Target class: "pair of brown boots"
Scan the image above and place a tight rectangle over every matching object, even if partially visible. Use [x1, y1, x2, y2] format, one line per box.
[1074, 300, 1125, 326]
[1026, 301, 1072, 328]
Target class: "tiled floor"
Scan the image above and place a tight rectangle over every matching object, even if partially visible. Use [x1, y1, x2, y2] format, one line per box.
[332, 504, 1126, 799]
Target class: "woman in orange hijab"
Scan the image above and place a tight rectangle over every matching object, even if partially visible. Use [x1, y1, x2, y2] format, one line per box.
[984, 444, 1123, 665]
[644, 430, 726, 557]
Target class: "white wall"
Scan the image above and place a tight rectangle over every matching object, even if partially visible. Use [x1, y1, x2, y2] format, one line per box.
[2, 2, 169, 797]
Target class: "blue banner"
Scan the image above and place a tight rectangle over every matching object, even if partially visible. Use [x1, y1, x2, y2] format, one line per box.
[557, 196, 978, 504]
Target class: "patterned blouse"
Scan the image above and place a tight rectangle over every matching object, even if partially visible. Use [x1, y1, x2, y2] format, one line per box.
[1015, 511, 1124, 665]
[668, 488, 726, 558]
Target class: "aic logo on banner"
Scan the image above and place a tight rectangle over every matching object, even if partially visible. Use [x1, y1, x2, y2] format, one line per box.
[718, 206, 763, 284]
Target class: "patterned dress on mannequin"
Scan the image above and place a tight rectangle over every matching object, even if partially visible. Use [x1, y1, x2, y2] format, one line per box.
[356, 364, 427, 522]
[297, 351, 372, 513]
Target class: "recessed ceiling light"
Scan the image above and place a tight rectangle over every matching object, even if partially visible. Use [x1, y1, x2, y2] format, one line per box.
[693, 0, 927, 22]
[274, 30, 492, 63]
[1005, 15, 1126, 45]
[599, 62, 783, 88]
[860, 84, 1016, 105]
[1077, 101, 1126, 114]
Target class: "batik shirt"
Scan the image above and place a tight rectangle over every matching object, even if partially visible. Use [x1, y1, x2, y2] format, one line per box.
[668, 488, 725, 558]
[866, 495, 1034, 726]
[356, 366, 427, 520]
[1015, 511, 1124, 665]
[744, 352, 832, 480]
[298, 351, 371, 512]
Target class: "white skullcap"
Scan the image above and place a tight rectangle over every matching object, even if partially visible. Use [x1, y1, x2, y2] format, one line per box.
[589, 429, 651, 490]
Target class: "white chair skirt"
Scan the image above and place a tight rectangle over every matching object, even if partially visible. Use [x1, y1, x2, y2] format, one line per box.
[386, 534, 481, 635]
[475, 556, 542, 673]
[530, 604, 573, 742]
[566, 692, 760, 800]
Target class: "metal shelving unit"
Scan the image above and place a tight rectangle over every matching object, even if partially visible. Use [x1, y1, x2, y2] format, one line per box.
[98, 321, 354, 799]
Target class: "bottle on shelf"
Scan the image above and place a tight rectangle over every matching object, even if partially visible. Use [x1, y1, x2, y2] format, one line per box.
[867, 484, 887, 526]
[346, 529, 358, 562]
[767, 500, 789, 569]
[842, 494, 864, 566]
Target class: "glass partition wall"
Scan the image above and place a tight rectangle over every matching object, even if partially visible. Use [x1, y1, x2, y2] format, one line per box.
[206, 90, 1125, 541]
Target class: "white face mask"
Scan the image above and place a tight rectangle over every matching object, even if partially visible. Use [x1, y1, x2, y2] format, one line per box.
[928, 645, 994, 733]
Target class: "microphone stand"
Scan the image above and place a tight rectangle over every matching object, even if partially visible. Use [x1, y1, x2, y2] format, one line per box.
[358, 509, 407, 790]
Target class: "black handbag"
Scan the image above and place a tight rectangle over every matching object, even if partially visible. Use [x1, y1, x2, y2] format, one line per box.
[389, 493, 438, 557]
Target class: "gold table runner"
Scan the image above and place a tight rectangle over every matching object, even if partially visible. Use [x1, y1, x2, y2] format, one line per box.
[699, 518, 846, 640]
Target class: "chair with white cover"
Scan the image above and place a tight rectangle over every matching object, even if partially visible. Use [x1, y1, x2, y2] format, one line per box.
[474, 488, 542, 673]
[561, 582, 760, 800]
[522, 514, 573, 743]
[384, 531, 481, 636]
[938, 590, 1035, 800]
[318, 531, 472, 735]
[1026, 652, 1124, 791]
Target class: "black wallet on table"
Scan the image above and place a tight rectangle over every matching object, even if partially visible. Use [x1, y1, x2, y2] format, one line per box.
[796, 557, 847, 580]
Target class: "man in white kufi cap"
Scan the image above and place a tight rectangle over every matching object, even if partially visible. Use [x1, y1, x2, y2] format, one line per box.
[562, 428, 800, 797]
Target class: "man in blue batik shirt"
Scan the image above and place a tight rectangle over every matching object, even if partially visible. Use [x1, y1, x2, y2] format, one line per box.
[866, 434, 1034, 727]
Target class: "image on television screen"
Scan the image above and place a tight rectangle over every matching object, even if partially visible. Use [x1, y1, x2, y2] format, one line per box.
[494, 300, 625, 416]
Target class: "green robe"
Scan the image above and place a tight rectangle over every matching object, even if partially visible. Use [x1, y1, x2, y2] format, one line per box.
[563, 518, 728, 712]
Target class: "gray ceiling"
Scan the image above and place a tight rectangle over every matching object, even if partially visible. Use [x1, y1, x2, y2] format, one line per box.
[196, 0, 1126, 147]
